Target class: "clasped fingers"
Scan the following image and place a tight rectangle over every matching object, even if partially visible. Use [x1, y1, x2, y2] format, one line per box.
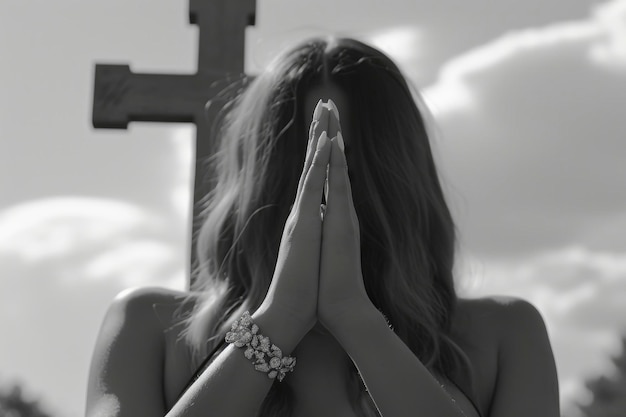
[323, 133, 360, 235]
[298, 132, 331, 217]
[295, 100, 330, 199]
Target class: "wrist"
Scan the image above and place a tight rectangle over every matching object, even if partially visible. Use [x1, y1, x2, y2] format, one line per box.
[325, 300, 384, 334]
[258, 296, 317, 330]
[252, 305, 312, 355]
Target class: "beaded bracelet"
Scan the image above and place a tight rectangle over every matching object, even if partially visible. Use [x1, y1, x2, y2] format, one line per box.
[225, 311, 297, 382]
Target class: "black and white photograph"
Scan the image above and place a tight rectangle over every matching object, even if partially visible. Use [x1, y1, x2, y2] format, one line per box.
[1, 1, 625, 416]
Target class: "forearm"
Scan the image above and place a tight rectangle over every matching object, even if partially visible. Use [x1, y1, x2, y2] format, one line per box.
[330, 305, 465, 417]
[166, 305, 309, 417]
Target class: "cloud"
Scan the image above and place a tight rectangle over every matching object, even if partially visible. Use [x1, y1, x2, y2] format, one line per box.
[422, 21, 596, 114]
[77, 239, 181, 287]
[423, 0, 626, 114]
[0, 198, 160, 261]
[589, 0, 626, 70]
[459, 246, 626, 412]
[0, 196, 187, 291]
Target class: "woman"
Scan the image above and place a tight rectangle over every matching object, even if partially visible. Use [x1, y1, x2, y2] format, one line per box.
[86, 37, 560, 417]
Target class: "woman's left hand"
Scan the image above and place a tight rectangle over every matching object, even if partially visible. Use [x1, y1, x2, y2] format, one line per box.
[317, 105, 372, 331]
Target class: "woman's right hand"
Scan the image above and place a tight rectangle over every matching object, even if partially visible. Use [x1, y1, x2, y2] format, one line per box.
[258, 100, 331, 331]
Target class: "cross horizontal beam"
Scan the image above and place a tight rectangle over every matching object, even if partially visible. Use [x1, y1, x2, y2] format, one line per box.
[92, 65, 239, 128]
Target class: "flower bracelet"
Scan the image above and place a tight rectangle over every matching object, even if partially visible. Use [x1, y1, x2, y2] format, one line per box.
[225, 311, 296, 382]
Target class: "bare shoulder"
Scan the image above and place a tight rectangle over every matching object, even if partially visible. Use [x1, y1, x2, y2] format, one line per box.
[456, 295, 547, 337]
[113, 285, 189, 304]
[86, 286, 192, 417]
[100, 286, 193, 341]
[110, 285, 192, 322]
[456, 296, 560, 417]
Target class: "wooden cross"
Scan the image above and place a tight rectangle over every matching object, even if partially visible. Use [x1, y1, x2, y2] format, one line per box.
[92, 0, 256, 287]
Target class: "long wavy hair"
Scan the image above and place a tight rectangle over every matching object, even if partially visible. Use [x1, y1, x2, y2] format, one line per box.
[179, 36, 470, 417]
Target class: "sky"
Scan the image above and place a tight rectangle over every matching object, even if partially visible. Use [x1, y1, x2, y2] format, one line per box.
[1, 0, 625, 416]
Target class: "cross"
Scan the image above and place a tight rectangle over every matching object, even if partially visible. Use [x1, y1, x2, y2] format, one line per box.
[92, 0, 256, 288]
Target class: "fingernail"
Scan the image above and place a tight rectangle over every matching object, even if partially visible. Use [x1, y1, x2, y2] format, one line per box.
[313, 99, 323, 121]
[317, 131, 327, 150]
[337, 131, 345, 152]
[327, 99, 340, 122]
